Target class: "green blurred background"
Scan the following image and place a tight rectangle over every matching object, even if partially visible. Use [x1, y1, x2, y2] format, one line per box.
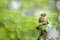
[0, 0, 60, 40]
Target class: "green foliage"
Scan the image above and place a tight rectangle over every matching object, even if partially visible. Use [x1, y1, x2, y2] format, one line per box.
[0, 0, 59, 40]
[0, 9, 39, 40]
